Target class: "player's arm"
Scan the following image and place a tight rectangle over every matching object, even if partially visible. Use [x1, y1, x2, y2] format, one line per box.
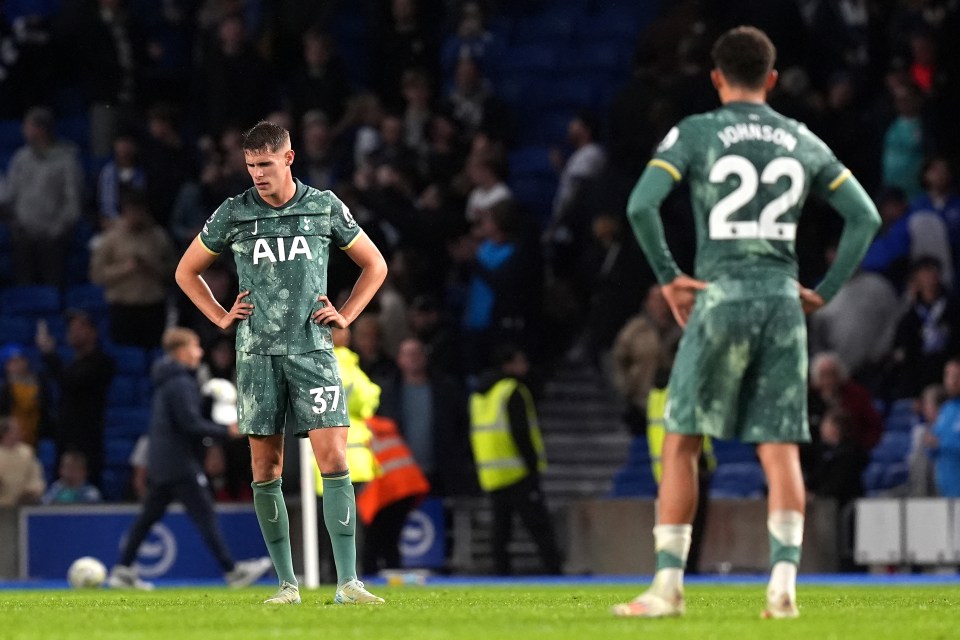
[813, 173, 882, 304]
[312, 231, 388, 328]
[175, 237, 253, 329]
[627, 164, 707, 327]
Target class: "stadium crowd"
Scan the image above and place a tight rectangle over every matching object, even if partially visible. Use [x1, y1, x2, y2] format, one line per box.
[1, 0, 960, 570]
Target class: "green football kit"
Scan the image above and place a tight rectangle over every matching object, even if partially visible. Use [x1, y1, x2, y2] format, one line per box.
[628, 102, 880, 443]
[199, 178, 361, 436]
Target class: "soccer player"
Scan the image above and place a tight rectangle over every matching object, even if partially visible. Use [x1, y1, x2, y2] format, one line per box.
[612, 26, 881, 619]
[175, 121, 388, 605]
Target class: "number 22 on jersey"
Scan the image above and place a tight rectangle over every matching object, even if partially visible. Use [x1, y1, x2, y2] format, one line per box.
[708, 155, 804, 241]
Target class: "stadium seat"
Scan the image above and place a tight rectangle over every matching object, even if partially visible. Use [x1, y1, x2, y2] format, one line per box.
[104, 407, 151, 438]
[508, 145, 554, 179]
[0, 285, 61, 317]
[862, 462, 886, 494]
[64, 284, 109, 316]
[106, 346, 149, 376]
[509, 175, 557, 223]
[108, 374, 152, 408]
[882, 463, 909, 490]
[101, 466, 131, 501]
[510, 13, 577, 46]
[105, 437, 138, 467]
[709, 462, 766, 498]
[36, 438, 57, 483]
[0, 119, 22, 150]
[0, 316, 35, 344]
[870, 432, 912, 464]
[499, 44, 558, 75]
[710, 439, 758, 464]
[885, 398, 917, 433]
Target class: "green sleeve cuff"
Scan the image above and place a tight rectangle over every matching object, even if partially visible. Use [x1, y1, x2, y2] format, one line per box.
[626, 164, 682, 284]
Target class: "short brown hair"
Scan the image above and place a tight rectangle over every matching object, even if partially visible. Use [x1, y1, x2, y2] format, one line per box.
[711, 26, 777, 90]
[162, 327, 199, 354]
[242, 120, 290, 153]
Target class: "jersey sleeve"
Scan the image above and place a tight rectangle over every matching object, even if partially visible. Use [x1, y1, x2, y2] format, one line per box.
[805, 128, 852, 197]
[198, 201, 234, 255]
[647, 118, 695, 182]
[329, 196, 362, 250]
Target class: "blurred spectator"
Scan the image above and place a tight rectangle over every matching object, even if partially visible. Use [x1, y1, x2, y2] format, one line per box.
[407, 294, 461, 378]
[423, 110, 468, 186]
[806, 408, 869, 509]
[198, 13, 273, 136]
[38, 310, 115, 489]
[90, 190, 176, 350]
[0, 417, 45, 506]
[817, 72, 880, 195]
[374, 0, 439, 110]
[882, 80, 926, 199]
[444, 55, 509, 142]
[460, 201, 540, 375]
[287, 28, 351, 126]
[333, 92, 384, 175]
[400, 68, 434, 161]
[351, 314, 399, 389]
[97, 134, 147, 228]
[464, 148, 511, 224]
[0, 13, 56, 118]
[141, 103, 196, 229]
[611, 284, 681, 434]
[42, 449, 103, 504]
[296, 110, 339, 191]
[809, 352, 883, 455]
[909, 156, 960, 287]
[369, 113, 419, 180]
[53, 0, 142, 156]
[440, 0, 502, 88]
[1, 106, 82, 287]
[379, 337, 476, 497]
[907, 383, 945, 497]
[544, 111, 607, 276]
[0, 343, 50, 449]
[926, 362, 960, 498]
[808, 261, 900, 381]
[890, 256, 960, 399]
[129, 434, 149, 501]
[469, 344, 561, 575]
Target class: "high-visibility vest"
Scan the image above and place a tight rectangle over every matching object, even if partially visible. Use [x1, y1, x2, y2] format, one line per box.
[646, 386, 715, 484]
[469, 378, 546, 492]
[315, 347, 379, 495]
[356, 415, 430, 525]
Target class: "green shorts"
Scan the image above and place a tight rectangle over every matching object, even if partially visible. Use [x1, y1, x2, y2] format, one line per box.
[665, 276, 810, 443]
[236, 350, 349, 437]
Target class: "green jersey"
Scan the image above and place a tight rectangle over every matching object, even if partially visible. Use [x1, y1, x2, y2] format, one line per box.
[199, 178, 362, 355]
[650, 101, 848, 282]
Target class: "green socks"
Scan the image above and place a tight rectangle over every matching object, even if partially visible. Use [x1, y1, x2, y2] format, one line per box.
[322, 471, 358, 586]
[768, 509, 804, 567]
[252, 478, 297, 586]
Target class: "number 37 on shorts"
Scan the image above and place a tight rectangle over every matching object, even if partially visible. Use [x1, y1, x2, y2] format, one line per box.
[309, 386, 341, 414]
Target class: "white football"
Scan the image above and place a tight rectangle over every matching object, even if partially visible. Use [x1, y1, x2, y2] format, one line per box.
[67, 556, 107, 589]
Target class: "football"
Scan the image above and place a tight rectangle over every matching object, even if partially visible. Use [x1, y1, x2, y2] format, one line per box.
[67, 556, 107, 589]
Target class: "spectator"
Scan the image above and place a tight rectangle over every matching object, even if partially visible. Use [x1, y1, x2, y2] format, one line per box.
[444, 54, 509, 142]
[407, 293, 461, 378]
[400, 68, 434, 161]
[809, 352, 883, 454]
[806, 408, 869, 509]
[90, 190, 176, 350]
[379, 337, 476, 498]
[545, 111, 607, 272]
[0, 343, 50, 449]
[890, 256, 960, 399]
[1, 106, 82, 287]
[351, 314, 399, 389]
[0, 417, 45, 506]
[440, 0, 502, 88]
[926, 373, 960, 498]
[909, 156, 960, 287]
[141, 103, 195, 229]
[469, 344, 562, 575]
[907, 383, 945, 497]
[296, 110, 339, 192]
[463, 148, 511, 226]
[201, 376, 251, 502]
[287, 28, 351, 126]
[97, 134, 147, 228]
[107, 327, 270, 590]
[373, 0, 439, 111]
[882, 80, 926, 199]
[37, 310, 115, 489]
[42, 450, 103, 504]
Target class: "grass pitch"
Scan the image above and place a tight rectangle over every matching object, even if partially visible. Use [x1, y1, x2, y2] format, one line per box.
[3, 583, 959, 640]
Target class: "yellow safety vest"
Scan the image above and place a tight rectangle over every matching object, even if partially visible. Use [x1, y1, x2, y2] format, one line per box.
[646, 386, 715, 484]
[469, 378, 546, 492]
[315, 347, 379, 495]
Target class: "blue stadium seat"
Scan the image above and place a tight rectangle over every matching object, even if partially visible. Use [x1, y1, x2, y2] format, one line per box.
[56, 115, 90, 150]
[509, 175, 557, 223]
[508, 145, 554, 179]
[870, 431, 912, 464]
[0, 285, 61, 317]
[709, 462, 766, 498]
[0, 316, 35, 344]
[0, 119, 23, 153]
[710, 439, 757, 464]
[862, 462, 886, 494]
[64, 284, 109, 316]
[5, 0, 62, 20]
[510, 13, 577, 46]
[37, 438, 57, 483]
[499, 44, 558, 75]
[885, 398, 917, 433]
[101, 467, 131, 501]
[108, 374, 152, 408]
[611, 437, 658, 497]
[105, 437, 138, 467]
[104, 406, 151, 438]
[882, 462, 909, 490]
[529, 80, 596, 111]
[516, 108, 572, 145]
[561, 43, 624, 74]
[106, 346, 149, 376]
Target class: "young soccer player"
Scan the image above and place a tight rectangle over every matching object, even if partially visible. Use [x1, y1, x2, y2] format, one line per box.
[613, 26, 881, 618]
[175, 120, 388, 605]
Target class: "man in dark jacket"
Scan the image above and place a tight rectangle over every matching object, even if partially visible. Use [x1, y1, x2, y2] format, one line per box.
[107, 327, 271, 589]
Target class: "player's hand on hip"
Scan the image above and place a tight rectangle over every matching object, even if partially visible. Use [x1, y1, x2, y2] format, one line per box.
[662, 275, 708, 328]
[217, 291, 253, 329]
[798, 285, 825, 315]
[312, 294, 348, 328]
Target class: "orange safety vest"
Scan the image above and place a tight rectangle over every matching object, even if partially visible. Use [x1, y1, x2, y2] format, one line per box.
[356, 415, 431, 525]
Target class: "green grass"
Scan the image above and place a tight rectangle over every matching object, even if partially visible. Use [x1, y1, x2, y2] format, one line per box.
[3, 584, 960, 640]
